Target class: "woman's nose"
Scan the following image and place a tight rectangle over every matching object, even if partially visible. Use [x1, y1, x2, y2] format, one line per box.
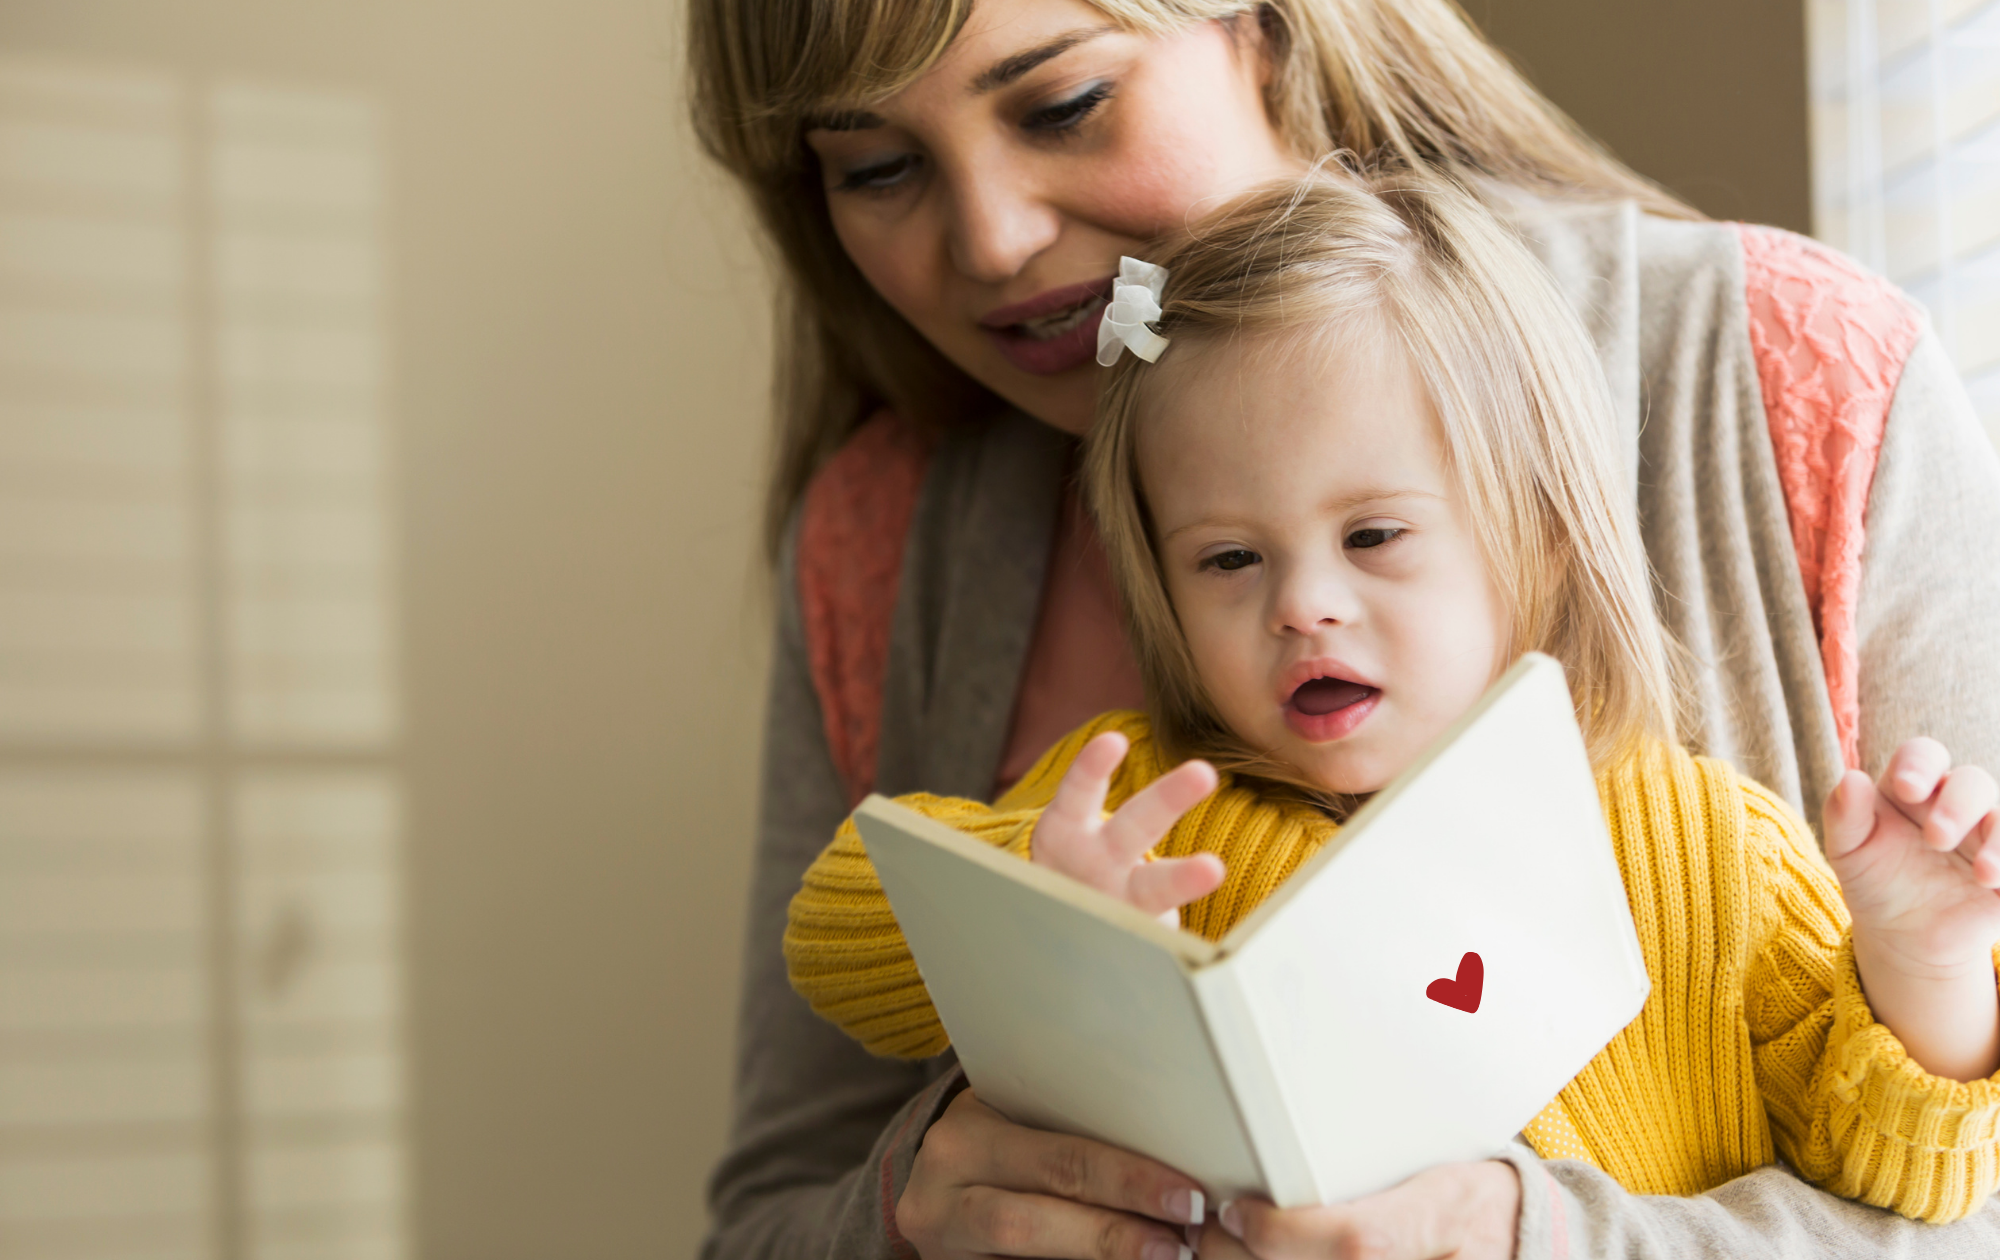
[942, 158, 1062, 285]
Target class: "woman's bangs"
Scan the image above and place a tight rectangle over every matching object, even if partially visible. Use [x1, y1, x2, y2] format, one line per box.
[730, 0, 973, 170]
[726, 0, 1226, 172]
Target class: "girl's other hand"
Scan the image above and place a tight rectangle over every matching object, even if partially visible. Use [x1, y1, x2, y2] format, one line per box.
[1823, 737, 2000, 1080]
[1201, 1161, 1520, 1260]
[1031, 731, 1225, 924]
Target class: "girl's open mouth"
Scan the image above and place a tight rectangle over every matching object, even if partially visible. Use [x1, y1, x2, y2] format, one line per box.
[1284, 676, 1381, 742]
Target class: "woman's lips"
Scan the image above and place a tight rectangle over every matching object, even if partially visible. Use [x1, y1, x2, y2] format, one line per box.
[980, 278, 1114, 377]
[985, 304, 1107, 376]
[1284, 677, 1382, 743]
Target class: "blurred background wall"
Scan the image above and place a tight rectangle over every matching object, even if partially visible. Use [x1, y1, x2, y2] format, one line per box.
[1474, 0, 1813, 232]
[0, 2, 770, 1258]
[0, 3, 1824, 1260]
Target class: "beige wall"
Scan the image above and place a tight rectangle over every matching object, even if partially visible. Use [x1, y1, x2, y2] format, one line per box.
[0, 1, 769, 1257]
[0, 2, 1809, 1259]
[1473, 0, 1813, 232]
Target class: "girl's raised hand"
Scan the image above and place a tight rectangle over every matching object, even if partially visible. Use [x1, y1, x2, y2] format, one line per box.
[1031, 731, 1226, 924]
[1822, 736, 2000, 1081]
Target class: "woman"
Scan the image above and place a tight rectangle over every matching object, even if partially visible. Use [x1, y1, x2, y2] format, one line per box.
[689, 1, 2000, 1258]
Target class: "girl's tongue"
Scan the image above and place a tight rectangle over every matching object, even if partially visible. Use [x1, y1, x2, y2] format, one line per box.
[1291, 677, 1376, 715]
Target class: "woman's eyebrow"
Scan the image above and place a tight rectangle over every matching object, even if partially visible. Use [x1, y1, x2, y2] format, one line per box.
[805, 26, 1117, 130]
[972, 26, 1116, 94]
[806, 109, 885, 132]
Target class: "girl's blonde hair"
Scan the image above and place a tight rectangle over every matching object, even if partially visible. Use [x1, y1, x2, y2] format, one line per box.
[685, 0, 1699, 555]
[1086, 171, 1680, 798]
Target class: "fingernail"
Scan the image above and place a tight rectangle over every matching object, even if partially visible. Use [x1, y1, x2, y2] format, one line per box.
[1162, 1186, 1204, 1225]
[1218, 1200, 1243, 1239]
[1141, 1241, 1188, 1260]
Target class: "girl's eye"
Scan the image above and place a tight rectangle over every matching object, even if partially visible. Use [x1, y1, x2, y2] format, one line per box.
[1201, 548, 1260, 573]
[1346, 527, 1404, 550]
[833, 153, 921, 194]
[1022, 82, 1113, 133]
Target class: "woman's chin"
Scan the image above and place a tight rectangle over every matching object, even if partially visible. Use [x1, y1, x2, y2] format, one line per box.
[1004, 374, 1097, 436]
[950, 343, 1100, 436]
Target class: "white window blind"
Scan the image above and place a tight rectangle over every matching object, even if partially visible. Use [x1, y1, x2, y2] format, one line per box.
[1810, 0, 2000, 440]
[0, 61, 405, 1260]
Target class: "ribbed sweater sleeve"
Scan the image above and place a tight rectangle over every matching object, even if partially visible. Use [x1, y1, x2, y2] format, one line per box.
[1740, 779, 2000, 1222]
[783, 712, 1149, 1058]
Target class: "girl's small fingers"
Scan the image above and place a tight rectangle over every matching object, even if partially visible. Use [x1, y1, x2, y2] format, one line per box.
[1927, 764, 1999, 851]
[1822, 769, 1879, 861]
[1127, 853, 1226, 917]
[1046, 733, 1129, 830]
[1103, 761, 1219, 863]
[1966, 811, 2000, 888]
[1884, 737, 1952, 808]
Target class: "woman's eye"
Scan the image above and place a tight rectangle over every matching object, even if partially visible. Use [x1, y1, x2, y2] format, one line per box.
[833, 153, 921, 194]
[1201, 549, 1260, 573]
[1022, 82, 1113, 133]
[1346, 527, 1404, 550]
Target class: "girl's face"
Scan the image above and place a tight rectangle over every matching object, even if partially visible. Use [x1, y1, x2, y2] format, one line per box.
[804, 0, 1300, 435]
[1139, 325, 1511, 795]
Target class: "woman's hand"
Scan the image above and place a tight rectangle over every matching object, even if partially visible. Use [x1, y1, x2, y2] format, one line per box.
[898, 1089, 1207, 1260]
[1823, 737, 2000, 1080]
[1199, 1161, 1520, 1260]
[1031, 731, 1225, 924]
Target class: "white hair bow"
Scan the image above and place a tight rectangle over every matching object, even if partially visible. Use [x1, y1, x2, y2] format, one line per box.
[1095, 256, 1170, 367]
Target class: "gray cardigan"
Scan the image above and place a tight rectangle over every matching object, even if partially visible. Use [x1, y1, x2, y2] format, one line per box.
[702, 201, 2000, 1259]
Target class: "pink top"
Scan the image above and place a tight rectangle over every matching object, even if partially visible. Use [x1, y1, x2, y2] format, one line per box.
[1737, 225, 1921, 767]
[993, 484, 1147, 793]
[796, 225, 1920, 806]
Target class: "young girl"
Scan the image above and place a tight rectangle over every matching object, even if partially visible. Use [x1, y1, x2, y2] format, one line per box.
[783, 173, 2000, 1229]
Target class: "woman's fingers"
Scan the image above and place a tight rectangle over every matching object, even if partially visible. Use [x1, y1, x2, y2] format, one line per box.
[938, 1187, 1191, 1260]
[937, 1093, 1207, 1226]
[899, 1092, 1203, 1260]
[1217, 1161, 1518, 1260]
[1102, 760, 1218, 864]
[1822, 769, 1879, 862]
[1926, 764, 1999, 851]
[1126, 853, 1226, 918]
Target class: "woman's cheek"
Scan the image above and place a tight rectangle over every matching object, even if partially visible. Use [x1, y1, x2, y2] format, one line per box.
[1080, 129, 1216, 237]
[829, 206, 945, 336]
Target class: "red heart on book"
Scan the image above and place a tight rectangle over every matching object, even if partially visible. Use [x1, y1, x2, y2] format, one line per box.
[1425, 951, 1484, 1013]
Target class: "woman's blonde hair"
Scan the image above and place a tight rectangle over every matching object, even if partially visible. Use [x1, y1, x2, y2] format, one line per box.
[1086, 171, 1680, 798]
[685, 0, 1698, 555]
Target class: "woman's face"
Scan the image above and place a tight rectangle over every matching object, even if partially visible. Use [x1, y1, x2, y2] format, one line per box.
[804, 0, 1301, 434]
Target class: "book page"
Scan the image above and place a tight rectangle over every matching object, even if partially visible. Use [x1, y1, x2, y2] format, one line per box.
[1214, 657, 1649, 1205]
[856, 799, 1265, 1199]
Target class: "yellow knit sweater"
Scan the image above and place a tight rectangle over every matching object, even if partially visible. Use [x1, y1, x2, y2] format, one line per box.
[786, 711, 2000, 1222]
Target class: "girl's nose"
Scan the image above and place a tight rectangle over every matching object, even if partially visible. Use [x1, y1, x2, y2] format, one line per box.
[1269, 564, 1358, 637]
[943, 158, 1062, 285]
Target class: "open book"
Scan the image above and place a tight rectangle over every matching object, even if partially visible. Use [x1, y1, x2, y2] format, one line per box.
[853, 653, 1650, 1207]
